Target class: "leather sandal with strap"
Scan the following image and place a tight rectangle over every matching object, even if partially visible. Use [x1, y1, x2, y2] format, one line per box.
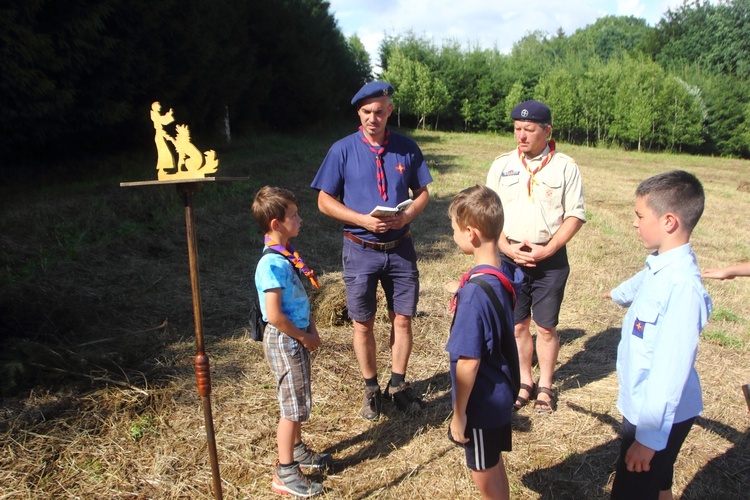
[534, 386, 557, 413]
[513, 383, 536, 411]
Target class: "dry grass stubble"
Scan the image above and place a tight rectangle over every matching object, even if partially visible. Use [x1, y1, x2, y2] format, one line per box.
[1, 131, 749, 498]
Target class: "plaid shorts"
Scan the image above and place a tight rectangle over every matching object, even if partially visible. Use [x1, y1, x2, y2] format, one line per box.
[263, 324, 311, 422]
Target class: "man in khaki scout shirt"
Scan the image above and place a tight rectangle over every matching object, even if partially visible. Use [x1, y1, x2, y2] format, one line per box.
[486, 100, 586, 413]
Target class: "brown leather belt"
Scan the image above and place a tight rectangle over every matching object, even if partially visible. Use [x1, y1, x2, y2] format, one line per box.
[345, 231, 411, 251]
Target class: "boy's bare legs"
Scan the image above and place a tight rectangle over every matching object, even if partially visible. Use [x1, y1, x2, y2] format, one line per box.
[389, 311, 413, 375]
[471, 454, 509, 500]
[277, 418, 301, 464]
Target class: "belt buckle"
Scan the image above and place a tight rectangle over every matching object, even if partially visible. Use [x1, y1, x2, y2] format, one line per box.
[383, 240, 396, 250]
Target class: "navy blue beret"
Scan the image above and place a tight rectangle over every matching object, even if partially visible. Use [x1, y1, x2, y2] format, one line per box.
[351, 81, 394, 106]
[511, 100, 552, 123]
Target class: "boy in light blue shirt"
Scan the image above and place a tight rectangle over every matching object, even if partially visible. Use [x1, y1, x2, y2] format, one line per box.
[606, 170, 712, 500]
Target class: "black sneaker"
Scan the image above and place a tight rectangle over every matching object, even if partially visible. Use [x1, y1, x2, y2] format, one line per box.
[384, 380, 422, 414]
[293, 441, 333, 471]
[271, 463, 323, 497]
[360, 386, 382, 420]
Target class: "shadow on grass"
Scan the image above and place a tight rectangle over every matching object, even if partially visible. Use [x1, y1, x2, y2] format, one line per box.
[323, 371, 453, 478]
[522, 402, 620, 499]
[681, 416, 750, 499]
[556, 327, 620, 392]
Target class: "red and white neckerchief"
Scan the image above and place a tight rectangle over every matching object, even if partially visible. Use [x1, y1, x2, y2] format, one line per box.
[264, 235, 320, 289]
[449, 267, 516, 314]
[518, 139, 555, 201]
[359, 125, 390, 201]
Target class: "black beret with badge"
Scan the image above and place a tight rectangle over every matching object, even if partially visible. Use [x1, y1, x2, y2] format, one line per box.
[351, 81, 395, 107]
[511, 100, 552, 123]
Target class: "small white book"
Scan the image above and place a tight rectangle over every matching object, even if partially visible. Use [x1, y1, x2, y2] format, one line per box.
[369, 199, 413, 217]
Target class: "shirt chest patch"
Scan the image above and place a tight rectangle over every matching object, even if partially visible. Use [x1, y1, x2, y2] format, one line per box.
[501, 170, 520, 177]
[632, 318, 645, 338]
[395, 163, 406, 174]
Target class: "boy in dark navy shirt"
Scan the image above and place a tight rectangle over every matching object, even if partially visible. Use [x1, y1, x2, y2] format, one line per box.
[445, 185, 523, 499]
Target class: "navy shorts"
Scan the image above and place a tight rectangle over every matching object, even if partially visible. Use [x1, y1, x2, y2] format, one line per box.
[342, 235, 419, 322]
[611, 416, 696, 499]
[504, 246, 570, 329]
[448, 423, 512, 471]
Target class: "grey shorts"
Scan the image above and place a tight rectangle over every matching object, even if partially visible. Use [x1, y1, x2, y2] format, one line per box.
[263, 324, 311, 422]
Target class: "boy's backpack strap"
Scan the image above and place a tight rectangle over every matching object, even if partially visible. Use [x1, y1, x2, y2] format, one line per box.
[472, 268, 516, 307]
[468, 276, 521, 400]
[262, 246, 300, 277]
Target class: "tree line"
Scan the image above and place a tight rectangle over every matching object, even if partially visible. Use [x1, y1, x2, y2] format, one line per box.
[380, 0, 750, 157]
[0, 0, 372, 159]
[1, 0, 748, 160]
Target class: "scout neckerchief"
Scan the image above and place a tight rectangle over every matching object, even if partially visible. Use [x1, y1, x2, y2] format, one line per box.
[518, 138, 555, 200]
[359, 125, 390, 201]
[264, 235, 320, 289]
[449, 266, 516, 314]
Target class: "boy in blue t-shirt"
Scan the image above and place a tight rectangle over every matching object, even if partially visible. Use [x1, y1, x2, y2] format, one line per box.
[445, 185, 523, 499]
[252, 186, 331, 497]
[606, 171, 712, 500]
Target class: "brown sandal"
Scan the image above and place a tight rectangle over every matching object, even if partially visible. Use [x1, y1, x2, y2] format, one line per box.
[513, 383, 536, 411]
[534, 387, 557, 413]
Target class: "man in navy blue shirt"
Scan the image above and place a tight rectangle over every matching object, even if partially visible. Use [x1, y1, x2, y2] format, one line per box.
[311, 81, 433, 420]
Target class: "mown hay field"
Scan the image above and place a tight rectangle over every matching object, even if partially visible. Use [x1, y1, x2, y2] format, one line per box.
[1, 129, 748, 499]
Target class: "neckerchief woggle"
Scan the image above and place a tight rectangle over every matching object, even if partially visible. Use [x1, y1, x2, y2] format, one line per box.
[359, 125, 390, 201]
[264, 235, 320, 289]
[518, 139, 555, 201]
[449, 267, 516, 314]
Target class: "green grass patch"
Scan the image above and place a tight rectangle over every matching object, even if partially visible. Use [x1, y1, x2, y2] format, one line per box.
[712, 307, 743, 323]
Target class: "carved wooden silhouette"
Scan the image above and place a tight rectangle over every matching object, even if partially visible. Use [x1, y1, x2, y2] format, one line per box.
[150, 101, 219, 180]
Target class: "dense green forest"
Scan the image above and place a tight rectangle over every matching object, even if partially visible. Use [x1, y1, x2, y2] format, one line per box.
[380, 0, 750, 157]
[1, 0, 749, 159]
[0, 0, 372, 158]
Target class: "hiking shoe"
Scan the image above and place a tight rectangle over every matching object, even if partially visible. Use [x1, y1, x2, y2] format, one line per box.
[272, 463, 323, 497]
[384, 380, 422, 414]
[294, 441, 333, 471]
[360, 386, 382, 420]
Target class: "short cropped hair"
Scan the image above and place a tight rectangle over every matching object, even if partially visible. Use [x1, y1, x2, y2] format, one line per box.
[448, 185, 504, 242]
[252, 185, 298, 233]
[636, 170, 705, 232]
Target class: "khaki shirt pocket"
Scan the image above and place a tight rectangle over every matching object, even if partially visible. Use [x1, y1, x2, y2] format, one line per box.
[499, 174, 521, 203]
[539, 177, 563, 212]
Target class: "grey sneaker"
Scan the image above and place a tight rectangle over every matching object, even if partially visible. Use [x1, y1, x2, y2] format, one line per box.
[384, 380, 422, 414]
[271, 463, 323, 497]
[360, 386, 382, 420]
[294, 441, 333, 471]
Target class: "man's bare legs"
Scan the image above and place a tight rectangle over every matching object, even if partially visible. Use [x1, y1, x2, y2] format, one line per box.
[353, 313, 413, 377]
[353, 318, 378, 378]
[514, 317, 559, 407]
[514, 318, 535, 405]
[389, 311, 413, 375]
[534, 323, 559, 405]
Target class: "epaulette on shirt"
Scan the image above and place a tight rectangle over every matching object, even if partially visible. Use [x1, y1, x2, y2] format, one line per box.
[554, 151, 575, 164]
[494, 151, 513, 161]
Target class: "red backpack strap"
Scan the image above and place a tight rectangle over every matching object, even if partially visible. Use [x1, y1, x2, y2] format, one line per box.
[472, 268, 516, 308]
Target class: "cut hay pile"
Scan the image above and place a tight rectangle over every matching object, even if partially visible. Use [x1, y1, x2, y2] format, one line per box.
[1, 131, 749, 498]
